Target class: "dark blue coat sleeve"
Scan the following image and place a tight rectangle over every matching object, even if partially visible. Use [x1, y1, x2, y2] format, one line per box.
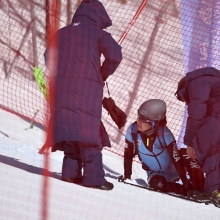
[98, 32, 122, 81]
[184, 78, 211, 146]
[124, 139, 134, 179]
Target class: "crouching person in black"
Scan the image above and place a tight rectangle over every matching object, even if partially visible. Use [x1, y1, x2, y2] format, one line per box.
[175, 67, 220, 207]
[119, 99, 204, 196]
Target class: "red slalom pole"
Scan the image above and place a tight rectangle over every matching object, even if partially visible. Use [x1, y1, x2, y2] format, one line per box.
[41, 0, 60, 219]
[118, 0, 149, 45]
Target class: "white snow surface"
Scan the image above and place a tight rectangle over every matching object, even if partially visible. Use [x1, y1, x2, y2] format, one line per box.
[0, 109, 220, 220]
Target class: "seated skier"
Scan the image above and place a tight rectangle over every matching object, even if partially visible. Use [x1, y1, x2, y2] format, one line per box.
[119, 99, 204, 196]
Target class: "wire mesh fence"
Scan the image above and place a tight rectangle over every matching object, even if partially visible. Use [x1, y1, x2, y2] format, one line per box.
[1, 0, 220, 153]
[1, 1, 220, 217]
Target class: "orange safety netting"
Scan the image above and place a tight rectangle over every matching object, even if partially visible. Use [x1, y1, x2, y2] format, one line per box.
[2, 1, 220, 219]
[1, 0, 220, 156]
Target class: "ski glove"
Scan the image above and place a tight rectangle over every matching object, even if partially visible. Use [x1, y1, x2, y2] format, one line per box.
[102, 97, 127, 129]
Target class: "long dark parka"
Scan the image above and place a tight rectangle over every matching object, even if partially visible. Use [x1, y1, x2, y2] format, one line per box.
[184, 67, 220, 193]
[44, 0, 122, 148]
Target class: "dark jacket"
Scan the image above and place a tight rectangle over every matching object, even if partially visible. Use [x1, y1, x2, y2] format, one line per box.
[45, 0, 122, 147]
[184, 67, 220, 146]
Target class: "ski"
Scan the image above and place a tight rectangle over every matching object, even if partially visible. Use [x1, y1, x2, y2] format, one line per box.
[123, 181, 210, 205]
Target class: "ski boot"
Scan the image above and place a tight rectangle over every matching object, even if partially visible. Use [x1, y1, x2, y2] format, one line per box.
[187, 190, 211, 203]
[210, 190, 220, 208]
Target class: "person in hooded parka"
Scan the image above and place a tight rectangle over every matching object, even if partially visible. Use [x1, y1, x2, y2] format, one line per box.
[44, 0, 122, 190]
[175, 67, 220, 207]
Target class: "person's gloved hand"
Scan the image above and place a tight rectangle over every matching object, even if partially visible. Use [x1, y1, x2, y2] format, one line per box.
[102, 97, 127, 129]
[118, 175, 130, 182]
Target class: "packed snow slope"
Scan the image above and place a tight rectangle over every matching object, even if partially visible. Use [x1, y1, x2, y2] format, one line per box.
[0, 109, 219, 220]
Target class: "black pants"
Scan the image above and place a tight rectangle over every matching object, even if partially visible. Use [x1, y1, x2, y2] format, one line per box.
[62, 141, 106, 186]
[148, 175, 187, 196]
[149, 148, 205, 196]
[192, 117, 220, 193]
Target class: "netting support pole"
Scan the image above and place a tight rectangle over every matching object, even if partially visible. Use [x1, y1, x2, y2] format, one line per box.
[111, 0, 148, 144]
[45, 0, 50, 44]
[121, 0, 171, 116]
[5, 21, 33, 79]
[115, 0, 171, 144]
[30, 0, 38, 67]
[67, 0, 72, 25]
[118, 0, 149, 45]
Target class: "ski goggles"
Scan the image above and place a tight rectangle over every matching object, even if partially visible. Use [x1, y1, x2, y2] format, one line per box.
[137, 114, 156, 127]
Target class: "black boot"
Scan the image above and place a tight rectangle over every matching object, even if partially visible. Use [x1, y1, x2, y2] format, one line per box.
[84, 181, 114, 190]
[61, 176, 83, 185]
[99, 181, 114, 190]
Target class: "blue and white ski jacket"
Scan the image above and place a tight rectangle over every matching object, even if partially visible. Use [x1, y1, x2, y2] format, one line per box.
[124, 122, 188, 184]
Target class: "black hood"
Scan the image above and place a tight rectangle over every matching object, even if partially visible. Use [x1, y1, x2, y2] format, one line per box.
[186, 67, 220, 83]
[72, 0, 112, 29]
[175, 67, 220, 104]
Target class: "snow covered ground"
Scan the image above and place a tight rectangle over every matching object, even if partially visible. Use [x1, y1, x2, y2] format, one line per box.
[0, 108, 220, 220]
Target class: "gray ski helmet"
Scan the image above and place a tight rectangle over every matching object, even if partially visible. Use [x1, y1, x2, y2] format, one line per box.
[138, 99, 166, 122]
